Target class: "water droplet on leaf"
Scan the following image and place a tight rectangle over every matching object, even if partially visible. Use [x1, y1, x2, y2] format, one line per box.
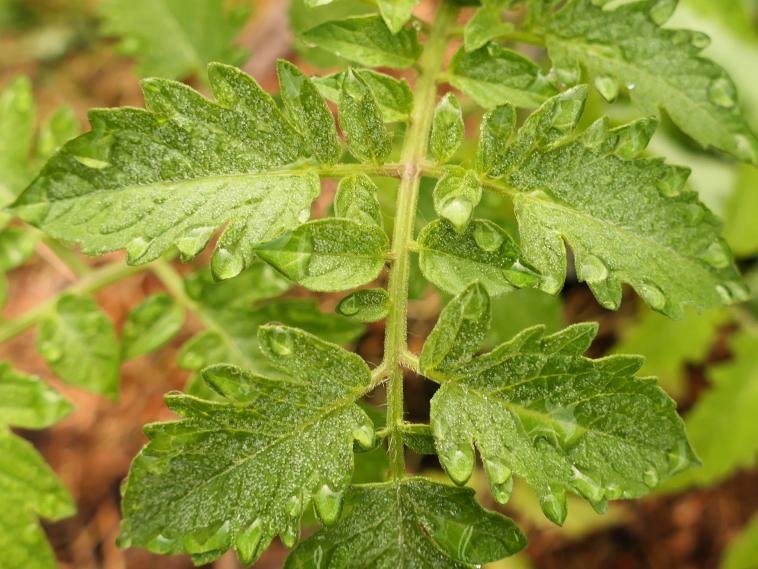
[126, 236, 150, 264]
[643, 466, 659, 488]
[236, 519, 265, 565]
[699, 241, 730, 269]
[578, 254, 609, 283]
[267, 327, 294, 357]
[540, 489, 567, 525]
[183, 521, 231, 554]
[649, 0, 676, 25]
[440, 197, 473, 233]
[211, 247, 244, 280]
[352, 424, 375, 450]
[571, 467, 604, 503]
[442, 446, 475, 486]
[314, 484, 343, 525]
[594, 76, 619, 102]
[637, 281, 666, 311]
[473, 221, 504, 251]
[708, 77, 737, 108]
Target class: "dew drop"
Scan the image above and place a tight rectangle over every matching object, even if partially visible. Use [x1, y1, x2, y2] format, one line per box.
[699, 241, 730, 269]
[126, 236, 150, 264]
[298, 207, 311, 224]
[605, 483, 622, 500]
[183, 521, 231, 554]
[708, 77, 737, 108]
[571, 467, 605, 503]
[590, 498, 609, 514]
[594, 76, 619, 102]
[492, 477, 514, 505]
[649, 0, 676, 25]
[336, 295, 359, 316]
[643, 466, 659, 488]
[352, 423, 375, 450]
[314, 484, 343, 526]
[473, 221, 504, 252]
[146, 533, 175, 554]
[236, 519, 265, 566]
[440, 197, 473, 233]
[280, 520, 300, 549]
[175, 226, 214, 261]
[578, 254, 609, 284]
[211, 247, 244, 280]
[637, 281, 666, 311]
[267, 327, 294, 357]
[485, 458, 512, 485]
[551, 94, 584, 133]
[540, 489, 567, 525]
[503, 268, 541, 288]
[443, 446, 475, 486]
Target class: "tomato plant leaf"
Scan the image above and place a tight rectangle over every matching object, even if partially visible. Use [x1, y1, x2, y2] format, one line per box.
[424, 284, 698, 524]
[120, 325, 375, 565]
[121, 294, 185, 361]
[285, 478, 526, 568]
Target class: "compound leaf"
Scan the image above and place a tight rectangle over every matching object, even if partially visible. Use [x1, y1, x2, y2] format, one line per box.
[487, 87, 746, 317]
[447, 43, 558, 109]
[302, 15, 421, 68]
[537, 0, 758, 163]
[13, 64, 324, 281]
[424, 284, 698, 524]
[120, 325, 375, 566]
[285, 477, 526, 568]
[121, 293, 185, 361]
[0, 365, 74, 569]
[37, 295, 120, 399]
[100, 0, 249, 81]
[254, 219, 388, 292]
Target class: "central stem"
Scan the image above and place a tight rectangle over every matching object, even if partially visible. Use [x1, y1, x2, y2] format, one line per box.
[384, 1, 458, 479]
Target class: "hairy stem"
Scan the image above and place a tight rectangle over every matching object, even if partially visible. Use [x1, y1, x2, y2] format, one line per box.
[383, 0, 458, 479]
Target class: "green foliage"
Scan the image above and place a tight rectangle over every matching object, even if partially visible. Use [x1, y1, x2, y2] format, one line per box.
[37, 294, 120, 398]
[722, 513, 758, 569]
[302, 15, 421, 68]
[119, 326, 375, 565]
[535, 0, 758, 163]
[423, 284, 698, 525]
[0, 364, 74, 569]
[490, 87, 746, 318]
[286, 477, 526, 568]
[664, 332, 758, 491]
[101, 0, 250, 81]
[121, 294, 185, 360]
[5, 0, 756, 566]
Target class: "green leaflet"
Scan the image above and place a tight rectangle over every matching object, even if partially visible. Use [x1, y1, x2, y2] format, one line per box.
[378, 0, 420, 33]
[0, 363, 73, 429]
[423, 284, 698, 524]
[432, 167, 482, 232]
[314, 69, 413, 123]
[0, 78, 79, 203]
[339, 69, 392, 164]
[302, 15, 421, 68]
[724, 165, 758, 257]
[278, 60, 341, 165]
[476, 104, 517, 176]
[486, 87, 746, 318]
[722, 514, 758, 569]
[537, 0, 758, 164]
[430, 93, 465, 163]
[465, 5, 515, 52]
[0, 365, 74, 569]
[121, 294, 185, 360]
[120, 325, 375, 566]
[613, 307, 726, 395]
[285, 478, 526, 568]
[0, 226, 37, 272]
[337, 288, 390, 322]
[255, 219, 388, 292]
[13, 63, 323, 281]
[447, 43, 558, 108]
[100, 0, 249, 81]
[417, 218, 540, 296]
[0, 77, 34, 198]
[334, 174, 384, 227]
[37, 295, 120, 398]
[663, 332, 758, 491]
[184, 262, 292, 311]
